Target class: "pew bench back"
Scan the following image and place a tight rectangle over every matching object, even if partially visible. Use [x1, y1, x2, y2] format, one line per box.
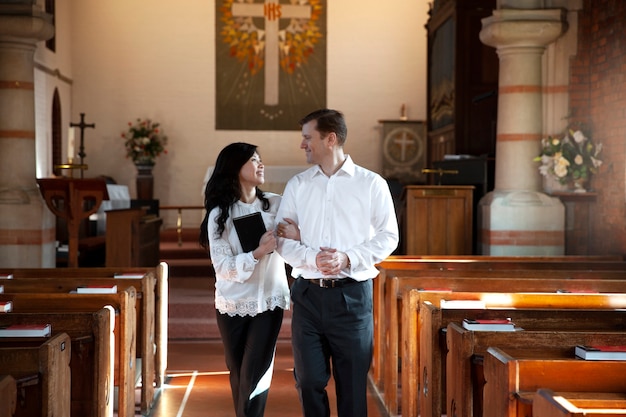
[0, 309, 114, 417]
[0, 288, 137, 417]
[0, 332, 71, 417]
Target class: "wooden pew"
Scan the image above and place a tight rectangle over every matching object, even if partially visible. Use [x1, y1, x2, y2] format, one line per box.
[0, 262, 169, 389]
[446, 322, 626, 417]
[0, 288, 137, 417]
[373, 259, 626, 393]
[372, 255, 625, 389]
[415, 296, 626, 417]
[484, 348, 626, 417]
[0, 332, 71, 417]
[533, 388, 626, 417]
[385, 274, 626, 417]
[0, 374, 17, 417]
[1, 273, 157, 414]
[0, 309, 114, 417]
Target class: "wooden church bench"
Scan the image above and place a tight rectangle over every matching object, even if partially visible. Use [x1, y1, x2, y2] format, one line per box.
[533, 388, 626, 417]
[0, 332, 71, 417]
[0, 262, 169, 390]
[1, 273, 157, 414]
[414, 296, 626, 417]
[380, 272, 626, 416]
[0, 374, 17, 417]
[0, 309, 114, 417]
[446, 322, 626, 417]
[0, 288, 137, 417]
[484, 349, 626, 417]
[372, 260, 626, 392]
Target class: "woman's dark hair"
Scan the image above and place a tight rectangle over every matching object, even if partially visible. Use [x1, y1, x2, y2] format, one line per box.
[299, 108, 347, 145]
[199, 142, 270, 250]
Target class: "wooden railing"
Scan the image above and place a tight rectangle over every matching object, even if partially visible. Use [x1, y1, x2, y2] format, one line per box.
[160, 206, 204, 246]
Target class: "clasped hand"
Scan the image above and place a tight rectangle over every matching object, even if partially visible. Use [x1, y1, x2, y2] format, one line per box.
[316, 247, 348, 276]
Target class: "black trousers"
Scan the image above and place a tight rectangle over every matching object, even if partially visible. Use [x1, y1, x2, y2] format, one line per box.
[290, 278, 373, 417]
[216, 307, 284, 417]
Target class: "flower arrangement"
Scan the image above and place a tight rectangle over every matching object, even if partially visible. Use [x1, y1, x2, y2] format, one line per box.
[122, 118, 168, 164]
[534, 127, 602, 187]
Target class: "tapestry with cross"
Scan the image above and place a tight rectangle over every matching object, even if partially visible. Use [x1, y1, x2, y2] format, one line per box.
[216, 0, 327, 130]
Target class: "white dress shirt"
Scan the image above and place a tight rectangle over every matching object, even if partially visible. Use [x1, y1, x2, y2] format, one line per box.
[276, 156, 399, 281]
[208, 193, 290, 316]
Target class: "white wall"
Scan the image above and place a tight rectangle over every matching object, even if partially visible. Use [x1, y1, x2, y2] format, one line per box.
[38, 0, 430, 228]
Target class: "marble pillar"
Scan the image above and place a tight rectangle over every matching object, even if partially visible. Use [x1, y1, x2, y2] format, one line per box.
[0, 2, 55, 266]
[478, 8, 567, 255]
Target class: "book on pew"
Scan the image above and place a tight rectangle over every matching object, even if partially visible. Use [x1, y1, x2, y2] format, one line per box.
[233, 212, 267, 253]
[0, 301, 12, 313]
[462, 318, 517, 331]
[0, 274, 11, 279]
[575, 345, 626, 361]
[0, 284, 3, 293]
[441, 299, 487, 309]
[114, 272, 146, 279]
[0, 323, 51, 337]
[77, 285, 118, 294]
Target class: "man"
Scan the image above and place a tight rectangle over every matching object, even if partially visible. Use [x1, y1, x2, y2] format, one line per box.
[276, 109, 399, 417]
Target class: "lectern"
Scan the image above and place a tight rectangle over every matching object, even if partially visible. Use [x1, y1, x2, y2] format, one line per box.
[401, 185, 474, 255]
[37, 178, 109, 267]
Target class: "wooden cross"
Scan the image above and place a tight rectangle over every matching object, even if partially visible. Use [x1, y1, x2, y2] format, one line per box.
[70, 113, 95, 178]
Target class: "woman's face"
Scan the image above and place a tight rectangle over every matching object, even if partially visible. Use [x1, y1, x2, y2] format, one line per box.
[239, 152, 265, 188]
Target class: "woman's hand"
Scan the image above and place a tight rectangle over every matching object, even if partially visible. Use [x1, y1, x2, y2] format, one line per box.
[277, 218, 300, 241]
[252, 230, 277, 260]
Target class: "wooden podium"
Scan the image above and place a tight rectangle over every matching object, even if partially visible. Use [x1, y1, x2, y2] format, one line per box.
[105, 208, 162, 267]
[37, 178, 109, 267]
[401, 185, 474, 255]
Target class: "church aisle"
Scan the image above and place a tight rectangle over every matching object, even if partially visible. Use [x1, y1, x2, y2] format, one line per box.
[150, 274, 388, 416]
[149, 339, 388, 417]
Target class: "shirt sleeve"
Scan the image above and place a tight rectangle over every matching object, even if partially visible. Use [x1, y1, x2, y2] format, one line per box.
[344, 174, 399, 273]
[207, 207, 259, 283]
[275, 177, 316, 270]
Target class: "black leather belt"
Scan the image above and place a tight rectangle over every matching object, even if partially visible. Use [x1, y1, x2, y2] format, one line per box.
[307, 278, 359, 288]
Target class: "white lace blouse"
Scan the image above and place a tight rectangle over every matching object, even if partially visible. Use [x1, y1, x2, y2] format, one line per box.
[207, 193, 290, 317]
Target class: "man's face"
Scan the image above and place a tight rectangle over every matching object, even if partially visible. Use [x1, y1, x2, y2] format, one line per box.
[300, 119, 328, 165]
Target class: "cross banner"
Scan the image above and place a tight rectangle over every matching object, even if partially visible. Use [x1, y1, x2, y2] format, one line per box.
[216, 0, 327, 130]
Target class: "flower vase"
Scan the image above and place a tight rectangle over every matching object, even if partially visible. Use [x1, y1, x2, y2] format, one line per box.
[135, 161, 155, 200]
[572, 177, 588, 193]
[543, 175, 569, 194]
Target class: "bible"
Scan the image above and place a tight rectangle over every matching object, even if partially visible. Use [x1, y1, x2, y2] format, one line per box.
[575, 345, 626, 361]
[0, 323, 51, 337]
[462, 318, 516, 331]
[233, 212, 267, 253]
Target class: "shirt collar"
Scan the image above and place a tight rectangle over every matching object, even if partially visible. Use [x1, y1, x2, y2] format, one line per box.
[309, 155, 355, 178]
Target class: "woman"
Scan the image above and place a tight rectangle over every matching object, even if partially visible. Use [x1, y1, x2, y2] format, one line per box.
[199, 142, 292, 417]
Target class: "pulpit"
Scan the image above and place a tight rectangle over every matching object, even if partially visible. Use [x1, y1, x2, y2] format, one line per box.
[105, 208, 162, 267]
[37, 178, 109, 267]
[401, 185, 474, 255]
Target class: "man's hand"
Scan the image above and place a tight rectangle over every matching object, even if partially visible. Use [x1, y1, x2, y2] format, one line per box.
[316, 247, 350, 276]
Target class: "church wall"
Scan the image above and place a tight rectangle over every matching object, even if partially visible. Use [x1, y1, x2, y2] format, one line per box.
[570, 0, 626, 255]
[58, 0, 429, 229]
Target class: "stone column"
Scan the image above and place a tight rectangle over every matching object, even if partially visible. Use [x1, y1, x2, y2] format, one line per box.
[478, 8, 567, 255]
[0, 1, 55, 267]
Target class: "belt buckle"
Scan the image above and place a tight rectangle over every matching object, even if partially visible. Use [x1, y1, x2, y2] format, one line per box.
[319, 279, 334, 288]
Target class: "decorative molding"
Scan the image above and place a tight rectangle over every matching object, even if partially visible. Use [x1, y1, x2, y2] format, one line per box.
[34, 62, 72, 85]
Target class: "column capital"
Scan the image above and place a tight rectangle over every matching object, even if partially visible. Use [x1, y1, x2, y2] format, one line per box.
[480, 9, 566, 50]
[0, 3, 54, 44]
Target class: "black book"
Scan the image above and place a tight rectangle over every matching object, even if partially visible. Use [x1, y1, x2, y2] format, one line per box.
[233, 212, 267, 253]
